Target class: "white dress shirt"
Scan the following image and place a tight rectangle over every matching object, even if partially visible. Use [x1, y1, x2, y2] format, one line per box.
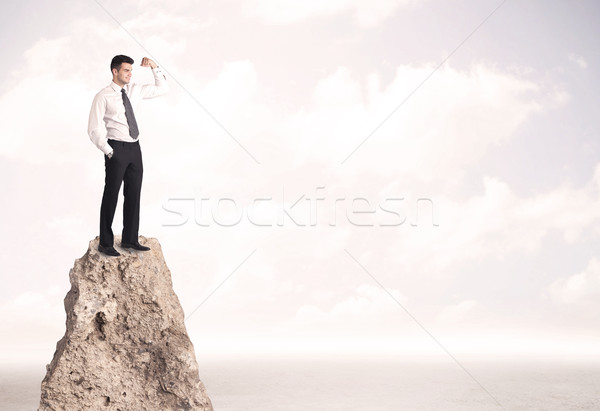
[88, 67, 169, 155]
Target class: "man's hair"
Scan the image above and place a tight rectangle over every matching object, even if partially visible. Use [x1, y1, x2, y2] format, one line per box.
[110, 55, 134, 73]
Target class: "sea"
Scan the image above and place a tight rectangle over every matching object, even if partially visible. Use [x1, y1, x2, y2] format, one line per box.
[2, 356, 599, 410]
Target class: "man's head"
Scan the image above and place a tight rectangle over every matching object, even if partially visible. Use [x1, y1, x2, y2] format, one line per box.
[111, 55, 134, 87]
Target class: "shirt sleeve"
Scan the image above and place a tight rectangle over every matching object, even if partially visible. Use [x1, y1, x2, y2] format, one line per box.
[88, 93, 112, 155]
[140, 67, 169, 99]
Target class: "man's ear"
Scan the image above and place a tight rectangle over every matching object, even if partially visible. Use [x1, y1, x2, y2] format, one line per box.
[111, 68, 117, 76]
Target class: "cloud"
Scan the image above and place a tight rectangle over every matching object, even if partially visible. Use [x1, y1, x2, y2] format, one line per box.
[0, 10, 200, 165]
[436, 299, 479, 324]
[288, 283, 407, 335]
[568, 53, 588, 69]
[3, 0, 598, 361]
[377, 163, 600, 275]
[1, 9, 554, 189]
[242, 0, 418, 27]
[0, 288, 66, 348]
[546, 257, 600, 304]
[278, 63, 545, 182]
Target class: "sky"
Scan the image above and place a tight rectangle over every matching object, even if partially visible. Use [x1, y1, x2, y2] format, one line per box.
[1, 0, 599, 364]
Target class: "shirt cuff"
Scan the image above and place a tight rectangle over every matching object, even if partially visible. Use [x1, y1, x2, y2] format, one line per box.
[100, 142, 112, 155]
[152, 67, 166, 79]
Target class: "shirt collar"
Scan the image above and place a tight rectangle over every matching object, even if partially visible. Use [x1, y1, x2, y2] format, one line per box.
[110, 81, 126, 93]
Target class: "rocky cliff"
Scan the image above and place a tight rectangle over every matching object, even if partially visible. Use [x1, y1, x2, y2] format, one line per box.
[39, 236, 213, 411]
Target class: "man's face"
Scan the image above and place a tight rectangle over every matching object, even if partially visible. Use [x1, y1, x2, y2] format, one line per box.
[113, 63, 133, 85]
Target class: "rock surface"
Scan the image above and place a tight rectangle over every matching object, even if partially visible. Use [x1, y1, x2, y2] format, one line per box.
[39, 236, 213, 411]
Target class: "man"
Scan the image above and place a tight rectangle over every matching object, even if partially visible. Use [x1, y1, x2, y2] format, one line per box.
[88, 55, 169, 257]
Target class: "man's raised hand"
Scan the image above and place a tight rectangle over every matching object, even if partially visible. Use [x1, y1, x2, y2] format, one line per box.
[141, 57, 157, 69]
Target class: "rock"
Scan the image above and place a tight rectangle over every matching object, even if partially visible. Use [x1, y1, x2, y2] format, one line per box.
[39, 236, 213, 411]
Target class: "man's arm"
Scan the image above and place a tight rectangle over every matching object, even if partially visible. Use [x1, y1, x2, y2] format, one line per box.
[88, 93, 112, 156]
[139, 57, 169, 99]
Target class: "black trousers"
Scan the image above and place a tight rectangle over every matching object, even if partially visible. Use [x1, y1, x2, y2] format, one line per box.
[99, 139, 143, 247]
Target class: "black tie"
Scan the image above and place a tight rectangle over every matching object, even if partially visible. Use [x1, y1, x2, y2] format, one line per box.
[121, 88, 139, 139]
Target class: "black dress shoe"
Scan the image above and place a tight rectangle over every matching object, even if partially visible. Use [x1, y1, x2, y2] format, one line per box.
[98, 245, 121, 257]
[121, 242, 151, 251]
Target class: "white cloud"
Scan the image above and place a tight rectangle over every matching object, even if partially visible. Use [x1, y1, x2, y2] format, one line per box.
[383, 163, 600, 274]
[278, 63, 544, 181]
[0, 11, 200, 165]
[0, 288, 66, 347]
[288, 283, 407, 335]
[436, 299, 479, 324]
[2, 0, 599, 361]
[546, 257, 600, 304]
[568, 53, 588, 69]
[0, 72, 92, 162]
[1, 13, 554, 189]
[243, 0, 418, 27]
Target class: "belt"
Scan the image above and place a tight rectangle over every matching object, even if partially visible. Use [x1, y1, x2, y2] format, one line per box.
[108, 139, 139, 146]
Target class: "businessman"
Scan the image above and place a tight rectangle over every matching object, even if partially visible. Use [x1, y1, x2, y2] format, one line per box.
[88, 55, 169, 257]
